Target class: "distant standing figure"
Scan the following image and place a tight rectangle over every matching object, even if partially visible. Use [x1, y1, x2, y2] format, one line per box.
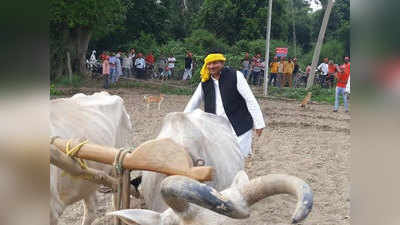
[317, 57, 329, 88]
[183, 52, 193, 80]
[109, 53, 117, 84]
[277, 56, 285, 87]
[241, 53, 250, 79]
[249, 53, 263, 86]
[102, 55, 110, 89]
[281, 58, 294, 88]
[343, 56, 351, 94]
[292, 58, 299, 86]
[122, 53, 132, 77]
[135, 53, 146, 79]
[304, 63, 312, 87]
[129, 49, 136, 75]
[115, 53, 123, 82]
[145, 52, 155, 79]
[268, 56, 279, 87]
[327, 60, 337, 88]
[167, 54, 176, 78]
[333, 64, 350, 112]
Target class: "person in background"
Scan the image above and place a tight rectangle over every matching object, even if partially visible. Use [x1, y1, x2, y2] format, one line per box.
[122, 53, 132, 77]
[281, 57, 294, 88]
[134, 53, 146, 79]
[292, 58, 299, 87]
[333, 64, 350, 112]
[183, 52, 193, 80]
[109, 52, 117, 84]
[156, 54, 166, 78]
[167, 54, 176, 78]
[100, 51, 107, 61]
[241, 53, 250, 79]
[145, 52, 155, 74]
[129, 49, 136, 76]
[115, 52, 123, 82]
[327, 60, 337, 88]
[304, 63, 312, 87]
[249, 53, 263, 86]
[102, 54, 110, 89]
[161, 64, 171, 80]
[277, 56, 285, 88]
[343, 56, 351, 98]
[268, 56, 279, 87]
[89, 50, 96, 64]
[343, 56, 351, 74]
[317, 57, 329, 88]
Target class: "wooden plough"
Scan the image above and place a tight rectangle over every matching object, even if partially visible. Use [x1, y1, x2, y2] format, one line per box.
[50, 137, 213, 225]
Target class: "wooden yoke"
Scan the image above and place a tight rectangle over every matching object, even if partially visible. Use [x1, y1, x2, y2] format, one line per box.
[52, 137, 213, 182]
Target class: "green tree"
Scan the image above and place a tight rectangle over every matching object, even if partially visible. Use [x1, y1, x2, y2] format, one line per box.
[50, 0, 129, 80]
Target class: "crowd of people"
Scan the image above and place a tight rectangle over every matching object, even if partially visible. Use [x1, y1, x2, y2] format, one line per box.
[88, 49, 195, 89]
[89, 49, 350, 112]
[240, 53, 351, 112]
[240, 53, 300, 87]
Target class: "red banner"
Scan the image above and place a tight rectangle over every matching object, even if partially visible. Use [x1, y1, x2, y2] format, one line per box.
[275, 47, 288, 57]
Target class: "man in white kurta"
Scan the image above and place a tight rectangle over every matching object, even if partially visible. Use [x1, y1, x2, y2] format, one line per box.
[184, 53, 265, 157]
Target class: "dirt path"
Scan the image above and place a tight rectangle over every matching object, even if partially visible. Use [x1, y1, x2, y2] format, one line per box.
[57, 87, 350, 225]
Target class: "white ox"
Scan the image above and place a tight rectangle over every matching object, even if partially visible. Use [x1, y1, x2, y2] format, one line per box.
[50, 92, 132, 225]
[111, 110, 313, 225]
[139, 109, 245, 212]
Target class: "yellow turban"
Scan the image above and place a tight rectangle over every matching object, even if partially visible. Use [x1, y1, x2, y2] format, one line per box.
[200, 53, 226, 82]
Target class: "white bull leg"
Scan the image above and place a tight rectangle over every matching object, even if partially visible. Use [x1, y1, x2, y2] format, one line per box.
[50, 196, 65, 225]
[82, 192, 97, 225]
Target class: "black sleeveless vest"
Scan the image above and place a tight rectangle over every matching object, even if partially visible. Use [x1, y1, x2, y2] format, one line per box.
[201, 67, 253, 136]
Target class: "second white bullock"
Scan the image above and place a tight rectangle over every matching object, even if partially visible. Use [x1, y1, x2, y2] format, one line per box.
[50, 92, 132, 225]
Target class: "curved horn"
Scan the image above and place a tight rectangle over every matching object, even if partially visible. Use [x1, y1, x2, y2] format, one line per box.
[239, 174, 313, 223]
[160, 175, 250, 219]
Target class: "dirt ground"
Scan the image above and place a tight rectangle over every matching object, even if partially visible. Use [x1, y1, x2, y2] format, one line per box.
[57, 85, 350, 225]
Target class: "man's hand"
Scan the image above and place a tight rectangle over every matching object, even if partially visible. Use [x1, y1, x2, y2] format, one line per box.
[255, 128, 263, 137]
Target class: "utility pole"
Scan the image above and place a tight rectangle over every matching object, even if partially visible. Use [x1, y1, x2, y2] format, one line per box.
[264, 0, 273, 96]
[291, 0, 297, 58]
[306, 0, 334, 89]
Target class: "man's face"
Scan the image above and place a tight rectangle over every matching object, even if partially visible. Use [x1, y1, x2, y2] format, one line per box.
[324, 58, 328, 63]
[344, 57, 349, 63]
[207, 61, 224, 75]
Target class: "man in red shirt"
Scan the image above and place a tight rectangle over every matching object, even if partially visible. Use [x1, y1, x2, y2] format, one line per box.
[333, 64, 350, 112]
[327, 60, 337, 88]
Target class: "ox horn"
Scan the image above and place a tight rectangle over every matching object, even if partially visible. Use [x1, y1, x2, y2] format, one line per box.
[238, 174, 313, 223]
[160, 175, 250, 219]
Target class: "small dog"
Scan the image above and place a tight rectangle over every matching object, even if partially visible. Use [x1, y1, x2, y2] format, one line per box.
[144, 94, 165, 110]
[300, 92, 312, 108]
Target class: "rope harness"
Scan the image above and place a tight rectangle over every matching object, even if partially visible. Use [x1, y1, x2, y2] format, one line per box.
[50, 136, 133, 212]
[113, 148, 132, 210]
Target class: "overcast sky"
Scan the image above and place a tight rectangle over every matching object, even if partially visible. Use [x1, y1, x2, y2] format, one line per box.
[308, 0, 323, 12]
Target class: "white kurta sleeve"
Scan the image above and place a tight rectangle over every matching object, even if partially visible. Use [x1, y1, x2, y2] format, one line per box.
[184, 83, 203, 113]
[236, 71, 266, 129]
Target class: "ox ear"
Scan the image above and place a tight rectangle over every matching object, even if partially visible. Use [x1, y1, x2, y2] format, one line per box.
[231, 170, 250, 189]
[107, 209, 161, 225]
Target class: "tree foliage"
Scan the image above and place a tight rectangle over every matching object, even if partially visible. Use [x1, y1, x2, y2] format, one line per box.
[51, 0, 350, 80]
[50, 0, 129, 80]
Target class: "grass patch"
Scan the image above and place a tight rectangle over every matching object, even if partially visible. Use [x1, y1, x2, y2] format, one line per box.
[50, 84, 64, 96]
[267, 86, 336, 104]
[116, 80, 152, 89]
[54, 74, 85, 88]
[160, 83, 194, 95]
